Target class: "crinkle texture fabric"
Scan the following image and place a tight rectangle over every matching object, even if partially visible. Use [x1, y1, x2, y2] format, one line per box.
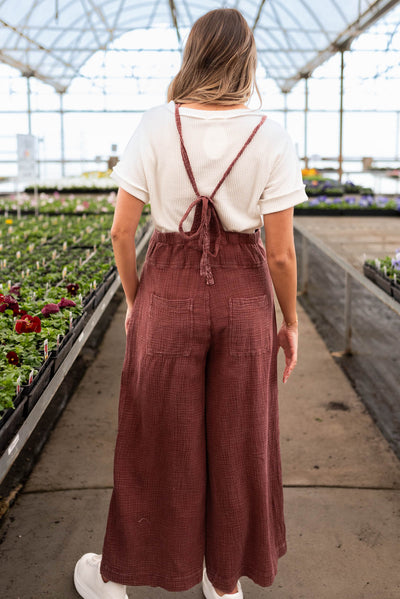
[100, 102, 287, 594]
[100, 228, 287, 593]
[110, 100, 308, 233]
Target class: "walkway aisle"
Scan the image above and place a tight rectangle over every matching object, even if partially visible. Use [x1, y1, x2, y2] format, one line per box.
[0, 274, 399, 598]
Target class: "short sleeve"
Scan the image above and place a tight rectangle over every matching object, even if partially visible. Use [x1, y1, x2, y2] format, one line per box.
[110, 115, 150, 204]
[258, 128, 308, 215]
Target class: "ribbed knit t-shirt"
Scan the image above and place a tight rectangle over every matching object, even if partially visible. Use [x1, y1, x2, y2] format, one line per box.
[110, 100, 309, 234]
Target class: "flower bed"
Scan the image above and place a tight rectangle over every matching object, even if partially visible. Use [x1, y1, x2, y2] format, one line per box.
[1, 191, 151, 217]
[363, 249, 400, 301]
[24, 172, 118, 194]
[303, 174, 374, 198]
[295, 194, 400, 215]
[0, 210, 150, 416]
[297, 171, 400, 215]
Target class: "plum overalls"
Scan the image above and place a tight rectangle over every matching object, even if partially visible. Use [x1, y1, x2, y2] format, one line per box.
[100, 103, 287, 593]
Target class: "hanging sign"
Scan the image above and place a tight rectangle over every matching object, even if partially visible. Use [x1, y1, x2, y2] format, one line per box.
[17, 134, 37, 180]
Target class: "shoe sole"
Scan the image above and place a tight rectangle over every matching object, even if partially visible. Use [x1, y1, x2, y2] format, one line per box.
[73, 560, 128, 599]
[202, 568, 243, 599]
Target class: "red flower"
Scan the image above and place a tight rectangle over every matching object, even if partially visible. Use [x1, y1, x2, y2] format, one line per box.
[58, 297, 76, 308]
[41, 303, 60, 317]
[15, 314, 42, 333]
[66, 283, 79, 296]
[6, 350, 20, 366]
[0, 294, 20, 316]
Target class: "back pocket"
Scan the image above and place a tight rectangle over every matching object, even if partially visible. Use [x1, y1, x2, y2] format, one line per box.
[229, 294, 271, 356]
[146, 293, 193, 357]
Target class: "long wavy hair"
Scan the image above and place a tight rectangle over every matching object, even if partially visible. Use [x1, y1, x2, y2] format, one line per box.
[167, 8, 262, 107]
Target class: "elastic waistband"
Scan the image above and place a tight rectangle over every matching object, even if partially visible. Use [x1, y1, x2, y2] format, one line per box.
[152, 227, 262, 246]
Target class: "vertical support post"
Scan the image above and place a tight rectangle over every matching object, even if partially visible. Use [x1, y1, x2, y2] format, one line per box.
[283, 90, 288, 129]
[344, 271, 352, 354]
[59, 92, 66, 178]
[395, 110, 399, 161]
[338, 49, 345, 184]
[301, 234, 308, 295]
[26, 75, 32, 135]
[304, 76, 309, 170]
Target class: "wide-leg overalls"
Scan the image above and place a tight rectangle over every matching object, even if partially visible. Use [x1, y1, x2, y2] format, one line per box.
[100, 103, 287, 594]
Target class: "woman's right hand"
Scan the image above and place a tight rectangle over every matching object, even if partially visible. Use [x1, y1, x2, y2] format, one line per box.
[277, 321, 298, 384]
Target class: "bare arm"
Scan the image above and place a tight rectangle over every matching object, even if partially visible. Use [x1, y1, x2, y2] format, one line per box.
[263, 206, 298, 383]
[263, 206, 297, 325]
[110, 187, 146, 310]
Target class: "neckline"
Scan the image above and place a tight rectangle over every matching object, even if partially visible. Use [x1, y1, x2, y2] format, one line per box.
[167, 100, 262, 119]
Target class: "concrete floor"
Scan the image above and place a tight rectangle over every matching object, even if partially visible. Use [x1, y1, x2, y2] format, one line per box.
[1, 223, 400, 598]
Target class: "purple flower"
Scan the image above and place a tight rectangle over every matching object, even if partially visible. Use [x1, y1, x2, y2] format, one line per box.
[392, 256, 400, 271]
[66, 283, 79, 296]
[58, 297, 76, 308]
[0, 294, 20, 315]
[41, 303, 60, 317]
[9, 283, 21, 297]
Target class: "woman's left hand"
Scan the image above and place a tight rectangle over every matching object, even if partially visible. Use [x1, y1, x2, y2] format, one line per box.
[125, 305, 135, 335]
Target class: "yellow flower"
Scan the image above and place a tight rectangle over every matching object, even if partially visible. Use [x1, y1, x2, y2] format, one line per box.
[302, 168, 318, 177]
[5, 218, 13, 224]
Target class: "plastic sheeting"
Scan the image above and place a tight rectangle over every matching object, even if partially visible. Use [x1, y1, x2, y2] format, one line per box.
[0, 0, 399, 92]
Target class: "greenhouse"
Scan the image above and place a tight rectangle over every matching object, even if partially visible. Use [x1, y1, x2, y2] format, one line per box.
[0, 1, 399, 597]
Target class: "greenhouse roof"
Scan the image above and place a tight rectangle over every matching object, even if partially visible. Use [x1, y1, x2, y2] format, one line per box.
[1, 0, 399, 94]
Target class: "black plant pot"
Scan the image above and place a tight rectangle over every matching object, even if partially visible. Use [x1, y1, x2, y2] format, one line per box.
[0, 388, 29, 455]
[104, 265, 117, 281]
[392, 281, 400, 303]
[92, 282, 108, 307]
[53, 330, 75, 373]
[363, 263, 377, 284]
[294, 207, 400, 217]
[101, 271, 117, 296]
[69, 311, 90, 341]
[374, 270, 393, 295]
[25, 351, 56, 413]
[82, 292, 97, 317]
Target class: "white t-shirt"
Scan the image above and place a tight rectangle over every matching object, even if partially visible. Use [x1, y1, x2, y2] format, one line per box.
[110, 100, 308, 234]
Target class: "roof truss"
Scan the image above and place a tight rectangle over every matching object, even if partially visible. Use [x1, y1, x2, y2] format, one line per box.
[0, 0, 398, 94]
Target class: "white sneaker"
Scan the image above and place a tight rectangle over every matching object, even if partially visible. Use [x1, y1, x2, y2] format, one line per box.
[202, 566, 243, 599]
[74, 553, 128, 599]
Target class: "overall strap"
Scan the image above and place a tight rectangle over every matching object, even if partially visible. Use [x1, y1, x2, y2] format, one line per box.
[174, 102, 267, 199]
[175, 102, 201, 197]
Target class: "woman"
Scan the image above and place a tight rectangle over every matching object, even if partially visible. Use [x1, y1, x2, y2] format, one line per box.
[74, 7, 306, 599]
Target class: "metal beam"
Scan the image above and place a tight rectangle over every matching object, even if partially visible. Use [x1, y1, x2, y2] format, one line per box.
[59, 92, 66, 178]
[168, 0, 181, 44]
[0, 52, 66, 93]
[14, 25, 342, 35]
[252, 0, 267, 32]
[26, 75, 32, 135]
[303, 76, 309, 169]
[79, 0, 103, 46]
[0, 46, 336, 53]
[283, 90, 288, 129]
[282, 0, 400, 92]
[338, 50, 345, 183]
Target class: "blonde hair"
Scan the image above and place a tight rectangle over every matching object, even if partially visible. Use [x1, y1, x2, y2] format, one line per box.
[167, 8, 262, 107]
